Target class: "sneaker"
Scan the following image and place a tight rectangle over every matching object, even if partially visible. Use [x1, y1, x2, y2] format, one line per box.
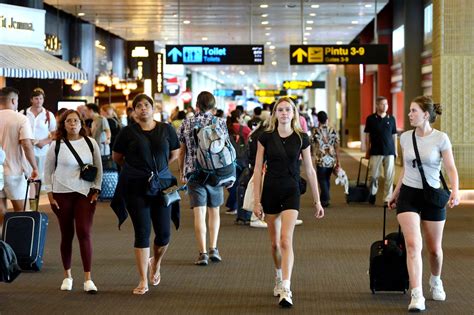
[225, 209, 237, 215]
[295, 219, 303, 226]
[408, 289, 425, 312]
[279, 287, 293, 308]
[209, 248, 222, 262]
[195, 253, 209, 266]
[250, 219, 267, 228]
[83, 280, 98, 294]
[273, 278, 282, 297]
[430, 279, 446, 301]
[60, 278, 73, 291]
[368, 194, 376, 205]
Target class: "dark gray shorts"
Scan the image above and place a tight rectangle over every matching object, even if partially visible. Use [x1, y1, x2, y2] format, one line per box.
[186, 179, 224, 208]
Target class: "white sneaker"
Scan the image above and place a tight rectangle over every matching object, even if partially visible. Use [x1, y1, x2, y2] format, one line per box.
[279, 287, 293, 308]
[84, 280, 98, 294]
[250, 219, 267, 228]
[408, 289, 425, 312]
[430, 279, 446, 301]
[273, 279, 282, 297]
[60, 278, 73, 291]
[295, 219, 303, 226]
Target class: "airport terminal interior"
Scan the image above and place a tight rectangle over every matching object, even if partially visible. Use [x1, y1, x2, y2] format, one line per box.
[0, 0, 473, 314]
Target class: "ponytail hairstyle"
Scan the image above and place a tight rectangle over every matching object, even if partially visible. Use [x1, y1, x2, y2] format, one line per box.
[412, 95, 442, 124]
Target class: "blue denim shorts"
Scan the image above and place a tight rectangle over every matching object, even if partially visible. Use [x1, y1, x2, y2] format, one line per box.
[186, 179, 224, 208]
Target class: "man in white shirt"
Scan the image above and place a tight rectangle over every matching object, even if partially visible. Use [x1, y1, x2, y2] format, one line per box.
[24, 88, 57, 181]
[0, 87, 38, 219]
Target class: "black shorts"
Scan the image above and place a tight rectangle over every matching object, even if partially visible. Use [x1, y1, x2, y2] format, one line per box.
[397, 184, 446, 221]
[261, 177, 300, 214]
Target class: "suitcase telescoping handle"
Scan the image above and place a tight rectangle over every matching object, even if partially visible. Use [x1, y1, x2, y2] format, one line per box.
[23, 179, 42, 211]
[382, 205, 402, 240]
[356, 157, 370, 186]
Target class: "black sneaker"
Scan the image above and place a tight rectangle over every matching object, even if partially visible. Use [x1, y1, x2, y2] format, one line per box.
[209, 248, 222, 262]
[368, 194, 376, 205]
[195, 253, 209, 266]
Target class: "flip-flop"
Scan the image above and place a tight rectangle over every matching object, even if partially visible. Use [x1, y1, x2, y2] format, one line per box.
[132, 286, 149, 295]
[148, 258, 161, 286]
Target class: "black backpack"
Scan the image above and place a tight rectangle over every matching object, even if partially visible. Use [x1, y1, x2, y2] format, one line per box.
[0, 240, 21, 283]
[230, 125, 249, 169]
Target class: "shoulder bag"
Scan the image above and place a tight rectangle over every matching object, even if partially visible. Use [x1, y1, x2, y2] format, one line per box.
[412, 130, 450, 208]
[63, 137, 98, 182]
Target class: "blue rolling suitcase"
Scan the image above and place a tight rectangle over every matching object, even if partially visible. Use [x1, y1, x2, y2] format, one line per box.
[99, 170, 118, 201]
[2, 179, 48, 271]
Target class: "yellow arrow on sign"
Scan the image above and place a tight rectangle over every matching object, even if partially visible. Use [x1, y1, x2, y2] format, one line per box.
[292, 48, 307, 63]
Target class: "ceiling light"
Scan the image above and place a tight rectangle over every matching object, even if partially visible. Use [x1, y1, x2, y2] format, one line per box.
[266, 41, 271, 45]
[173, 14, 178, 18]
[260, 4, 269, 8]
[164, 37, 169, 40]
[265, 32, 271, 36]
[261, 14, 268, 17]
[265, 27, 272, 30]
[309, 13, 316, 17]
[220, 71, 225, 75]
[311, 4, 320, 9]
[239, 70, 245, 75]
[359, 12, 364, 16]
[306, 20, 314, 24]
[261, 21, 269, 25]
[304, 32, 311, 36]
[351, 20, 359, 24]
[303, 41, 308, 45]
[183, 20, 191, 24]
[269, 45, 275, 50]
[304, 37, 308, 41]
[336, 41, 343, 45]
[202, 37, 208, 41]
[272, 61, 277, 66]
[292, 72, 297, 77]
[77, 12, 85, 17]
[306, 26, 312, 30]
[365, 4, 372, 8]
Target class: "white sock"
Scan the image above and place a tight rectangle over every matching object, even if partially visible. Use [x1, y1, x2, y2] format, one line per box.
[411, 286, 423, 296]
[430, 274, 441, 286]
[275, 269, 282, 280]
[282, 280, 291, 290]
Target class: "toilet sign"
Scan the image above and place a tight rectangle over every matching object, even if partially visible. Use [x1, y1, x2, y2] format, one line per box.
[166, 45, 264, 65]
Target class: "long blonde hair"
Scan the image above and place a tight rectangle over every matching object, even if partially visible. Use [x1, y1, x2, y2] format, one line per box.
[266, 96, 303, 138]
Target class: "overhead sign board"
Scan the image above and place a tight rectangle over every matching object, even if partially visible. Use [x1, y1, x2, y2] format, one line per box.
[0, 3, 45, 49]
[166, 45, 264, 65]
[214, 89, 243, 97]
[254, 90, 286, 97]
[282, 80, 325, 90]
[290, 45, 388, 65]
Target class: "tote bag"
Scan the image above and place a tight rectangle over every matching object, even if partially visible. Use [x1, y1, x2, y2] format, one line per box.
[243, 168, 265, 212]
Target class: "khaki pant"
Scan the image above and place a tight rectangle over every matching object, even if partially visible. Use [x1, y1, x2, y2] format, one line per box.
[368, 155, 395, 202]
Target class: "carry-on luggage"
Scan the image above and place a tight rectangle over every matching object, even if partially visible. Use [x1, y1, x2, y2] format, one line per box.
[235, 167, 252, 224]
[346, 157, 370, 203]
[2, 179, 48, 271]
[369, 205, 409, 294]
[99, 170, 118, 201]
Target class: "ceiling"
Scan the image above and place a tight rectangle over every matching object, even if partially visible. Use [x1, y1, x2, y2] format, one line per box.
[45, 0, 389, 89]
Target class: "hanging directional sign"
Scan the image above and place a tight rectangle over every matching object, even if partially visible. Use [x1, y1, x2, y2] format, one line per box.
[254, 90, 287, 97]
[166, 45, 264, 65]
[289, 44, 388, 65]
[282, 80, 325, 90]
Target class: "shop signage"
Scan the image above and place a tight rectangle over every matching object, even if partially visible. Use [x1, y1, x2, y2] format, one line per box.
[289, 44, 388, 65]
[156, 53, 164, 94]
[282, 80, 325, 90]
[166, 45, 264, 65]
[214, 89, 243, 97]
[254, 90, 286, 97]
[0, 4, 45, 49]
[45, 34, 62, 56]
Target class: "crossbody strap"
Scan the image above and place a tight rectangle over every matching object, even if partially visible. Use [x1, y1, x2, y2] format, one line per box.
[130, 123, 159, 173]
[271, 131, 302, 178]
[56, 137, 94, 170]
[411, 130, 448, 190]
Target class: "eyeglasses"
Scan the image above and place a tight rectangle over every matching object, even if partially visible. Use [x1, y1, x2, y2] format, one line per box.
[65, 119, 81, 124]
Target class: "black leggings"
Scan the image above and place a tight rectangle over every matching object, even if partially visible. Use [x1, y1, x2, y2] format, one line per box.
[125, 192, 172, 248]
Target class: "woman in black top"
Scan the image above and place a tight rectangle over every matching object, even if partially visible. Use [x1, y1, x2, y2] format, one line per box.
[253, 96, 324, 308]
[112, 94, 180, 295]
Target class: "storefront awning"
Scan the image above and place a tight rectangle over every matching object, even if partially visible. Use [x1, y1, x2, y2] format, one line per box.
[0, 44, 87, 81]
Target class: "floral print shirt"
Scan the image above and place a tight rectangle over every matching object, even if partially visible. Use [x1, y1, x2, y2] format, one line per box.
[313, 125, 339, 168]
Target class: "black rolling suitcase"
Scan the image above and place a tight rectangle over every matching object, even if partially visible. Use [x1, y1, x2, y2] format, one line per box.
[99, 170, 118, 201]
[235, 167, 252, 224]
[369, 205, 409, 294]
[2, 179, 48, 271]
[346, 157, 370, 203]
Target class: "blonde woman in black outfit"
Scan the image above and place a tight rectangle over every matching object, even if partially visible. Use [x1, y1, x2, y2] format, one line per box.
[252, 96, 324, 308]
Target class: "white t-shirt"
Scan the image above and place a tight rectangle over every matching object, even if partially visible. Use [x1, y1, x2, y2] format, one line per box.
[25, 107, 57, 157]
[0, 109, 34, 176]
[43, 137, 103, 196]
[400, 129, 451, 189]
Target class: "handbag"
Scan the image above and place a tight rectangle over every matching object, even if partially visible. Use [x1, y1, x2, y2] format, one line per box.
[161, 185, 187, 207]
[272, 132, 306, 195]
[412, 131, 450, 208]
[243, 167, 265, 212]
[63, 137, 98, 182]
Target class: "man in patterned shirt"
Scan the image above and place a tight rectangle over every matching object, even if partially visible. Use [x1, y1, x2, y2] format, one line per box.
[177, 91, 228, 266]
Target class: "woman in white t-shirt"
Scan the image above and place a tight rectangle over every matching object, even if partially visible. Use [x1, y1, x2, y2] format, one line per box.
[388, 96, 459, 312]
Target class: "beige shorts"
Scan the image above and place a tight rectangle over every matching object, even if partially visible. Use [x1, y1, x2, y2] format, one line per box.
[0, 174, 28, 201]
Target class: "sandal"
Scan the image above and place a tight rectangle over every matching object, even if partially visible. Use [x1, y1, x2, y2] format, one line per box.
[132, 286, 149, 295]
[148, 258, 161, 286]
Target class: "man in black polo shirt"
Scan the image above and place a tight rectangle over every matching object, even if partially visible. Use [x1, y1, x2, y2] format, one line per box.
[364, 96, 397, 205]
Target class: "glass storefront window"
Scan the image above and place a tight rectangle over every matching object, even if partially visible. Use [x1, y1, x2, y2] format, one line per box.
[424, 4, 433, 44]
